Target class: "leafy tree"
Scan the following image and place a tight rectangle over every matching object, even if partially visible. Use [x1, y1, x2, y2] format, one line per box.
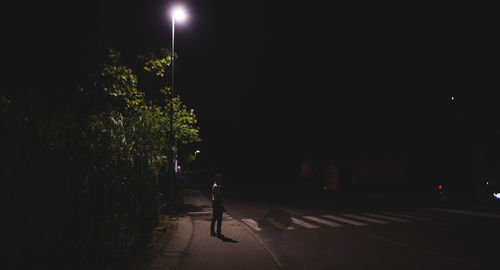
[3, 47, 201, 268]
[76, 47, 200, 260]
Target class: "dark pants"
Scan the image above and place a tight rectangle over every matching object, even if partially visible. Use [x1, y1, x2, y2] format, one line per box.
[211, 202, 223, 234]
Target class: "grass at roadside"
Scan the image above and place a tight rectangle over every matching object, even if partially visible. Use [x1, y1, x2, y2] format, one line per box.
[117, 214, 178, 270]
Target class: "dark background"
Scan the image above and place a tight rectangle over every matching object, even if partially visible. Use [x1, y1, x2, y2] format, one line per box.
[4, 0, 498, 182]
[4, 2, 499, 269]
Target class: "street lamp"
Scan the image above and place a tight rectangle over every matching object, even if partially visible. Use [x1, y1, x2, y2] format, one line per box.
[169, 5, 188, 149]
[195, 150, 200, 157]
[171, 6, 188, 24]
[168, 5, 188, 205]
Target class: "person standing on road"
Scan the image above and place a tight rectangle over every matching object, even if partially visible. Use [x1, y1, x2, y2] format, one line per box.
[211, 173, 225, 237]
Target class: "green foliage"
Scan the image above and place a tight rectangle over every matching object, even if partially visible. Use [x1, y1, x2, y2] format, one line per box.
[76, 47, 200, 260]
[2, 46, 200, 268]
[139, 47, 173, 77]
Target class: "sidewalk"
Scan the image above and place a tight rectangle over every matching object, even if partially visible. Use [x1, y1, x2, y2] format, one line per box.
[149, 189, 279, 270]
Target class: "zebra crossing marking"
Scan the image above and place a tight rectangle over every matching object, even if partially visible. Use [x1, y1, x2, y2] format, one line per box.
[363, 213, 411, 222]
[303, 216, 342, 227]
[241, 208, 485, 232]
[342, 214, 389, 224]
[242, 218, 261, 231]
[291, 217, 320, 228]
[323, 215, 367, 226]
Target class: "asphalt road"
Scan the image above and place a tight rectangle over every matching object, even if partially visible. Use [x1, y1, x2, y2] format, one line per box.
[217, 190, 499, 270]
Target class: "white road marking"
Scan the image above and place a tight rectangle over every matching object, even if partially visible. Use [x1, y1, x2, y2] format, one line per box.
[364, 213, 411, 222]
[291, 217, 320, 228]
[303, 216, 342, 227]
[242, 218, 261, 231]
[380, 211, 430, 221]
[265, 217, 294, 230]
[323, 215, 367, 226]
[342, 214, 389, 224]
[240, 220, 283, 269]
[427, 208, 500, 219]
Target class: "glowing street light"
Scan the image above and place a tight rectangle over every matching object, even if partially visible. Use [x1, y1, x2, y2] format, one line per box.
[171, 6, 188, 23]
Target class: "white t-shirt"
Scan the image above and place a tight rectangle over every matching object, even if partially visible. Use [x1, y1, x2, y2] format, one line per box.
[212, 182, 221, 202]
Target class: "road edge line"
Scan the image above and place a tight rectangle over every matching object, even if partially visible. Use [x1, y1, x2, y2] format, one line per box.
[240, 221, 282, 270]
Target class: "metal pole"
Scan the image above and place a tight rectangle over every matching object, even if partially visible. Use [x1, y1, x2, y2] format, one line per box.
[169, 17, 175, 208]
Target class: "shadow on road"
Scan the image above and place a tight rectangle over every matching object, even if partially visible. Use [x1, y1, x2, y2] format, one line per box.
[258, 208, 292, 233]
[217, 235, 238, 243]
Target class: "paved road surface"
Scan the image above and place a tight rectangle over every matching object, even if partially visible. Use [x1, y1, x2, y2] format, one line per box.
[178, 174, 499, 269]
[217, 191, 499, 269]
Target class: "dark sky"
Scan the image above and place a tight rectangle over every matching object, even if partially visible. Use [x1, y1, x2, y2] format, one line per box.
[6, 1, 498, 172]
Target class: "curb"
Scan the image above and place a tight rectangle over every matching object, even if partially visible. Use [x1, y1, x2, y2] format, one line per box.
[240, 221, 282, 270]
[148, 215, 194, 270]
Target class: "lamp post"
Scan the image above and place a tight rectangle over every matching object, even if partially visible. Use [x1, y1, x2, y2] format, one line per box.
[168, 6, 188, 205]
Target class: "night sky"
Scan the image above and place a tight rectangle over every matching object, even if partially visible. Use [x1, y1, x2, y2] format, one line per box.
[6, 1, 498, 174]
